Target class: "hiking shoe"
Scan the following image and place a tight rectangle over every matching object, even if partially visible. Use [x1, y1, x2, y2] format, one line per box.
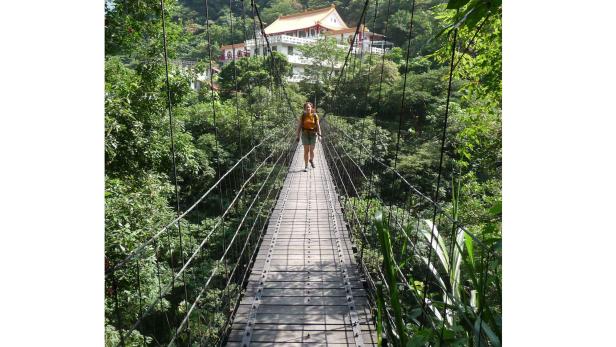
[304, 167, 308, 172]
[309, 160, 315, 168]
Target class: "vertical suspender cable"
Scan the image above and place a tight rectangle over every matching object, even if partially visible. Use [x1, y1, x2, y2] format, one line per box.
[363, 0, 392, 227]
[203, 0, 229, 337]
[388, 0, 416, 224]
[159, 0, 190, 332]
[419, 26, 459, 328]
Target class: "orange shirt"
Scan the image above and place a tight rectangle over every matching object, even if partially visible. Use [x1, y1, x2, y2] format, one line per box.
[302, 113, 318, 130]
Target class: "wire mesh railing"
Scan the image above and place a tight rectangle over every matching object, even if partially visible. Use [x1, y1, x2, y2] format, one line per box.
[105, 128, 298, 346]
[105, 0, 302, 344]
[316, 0, 502, 344]
[320, 119, 501, 346]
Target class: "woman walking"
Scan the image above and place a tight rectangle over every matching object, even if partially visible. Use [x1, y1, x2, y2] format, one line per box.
[295, 101, 322, 172]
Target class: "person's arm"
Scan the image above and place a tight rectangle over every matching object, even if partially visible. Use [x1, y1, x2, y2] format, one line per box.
[316, 115, 322, 137]
[296, 116, 302, 141]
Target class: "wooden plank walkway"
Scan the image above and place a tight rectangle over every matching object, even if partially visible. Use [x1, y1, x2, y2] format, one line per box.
[226, 141, 376, 346]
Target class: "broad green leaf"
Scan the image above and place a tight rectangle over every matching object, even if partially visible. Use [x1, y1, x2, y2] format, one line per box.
[451, 227, 466, 299]
[474, 316, 501, 347]
[465, 232, 475, 268]
[419, 256, 448, 296]
[422, 220, 449, 272]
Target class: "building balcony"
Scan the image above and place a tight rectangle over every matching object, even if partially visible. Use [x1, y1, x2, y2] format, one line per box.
[286, 54, 314, 65]
[244, 34, 388, 58]
[246, 34, 318, 48]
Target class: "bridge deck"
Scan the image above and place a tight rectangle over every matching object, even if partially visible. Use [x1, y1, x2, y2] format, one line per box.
[226, 142, 376, 346]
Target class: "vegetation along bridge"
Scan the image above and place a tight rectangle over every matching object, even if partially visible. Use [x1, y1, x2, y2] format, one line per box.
[104, 0, 502, 345]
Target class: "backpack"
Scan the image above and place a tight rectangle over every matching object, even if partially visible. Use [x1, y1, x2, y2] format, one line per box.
[302, 113, 318, 131]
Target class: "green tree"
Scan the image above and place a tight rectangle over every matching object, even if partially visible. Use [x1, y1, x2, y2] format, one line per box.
[261, 0, 304, 24]
[297, 37, 345, 113]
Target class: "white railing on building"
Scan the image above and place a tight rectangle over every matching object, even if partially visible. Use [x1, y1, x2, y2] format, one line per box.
[246, 34, 318, 48]
[246, 34, 387, 55]
[286, 54, 314, 65]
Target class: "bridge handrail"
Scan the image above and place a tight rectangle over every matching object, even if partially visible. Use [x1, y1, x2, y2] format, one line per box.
[323, 130, 488, 328]
[167, 136, 296, 345]
[106, 127, 287, 276]
[114, 128, 296, 341]
[325, 120, 486, 247]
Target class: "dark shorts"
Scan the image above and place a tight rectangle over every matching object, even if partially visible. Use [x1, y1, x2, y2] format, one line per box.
[301, 130, 317, 145]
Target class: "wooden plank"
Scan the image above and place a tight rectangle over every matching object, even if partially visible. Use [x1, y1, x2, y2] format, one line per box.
[243, 288, 366, 298]
[232, 313, 372, 326]
[228, 329, 376, 344]
[235, 304, 372, 316]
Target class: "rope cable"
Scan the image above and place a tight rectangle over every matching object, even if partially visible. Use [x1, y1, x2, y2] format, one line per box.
[119, 131, 293, 339]
[326, 124, 485, 246]
[419, 26, 459, 328]
[159, 0, 190, 324]
[106, 130, 282, 275]
[388, 0, 416, 224]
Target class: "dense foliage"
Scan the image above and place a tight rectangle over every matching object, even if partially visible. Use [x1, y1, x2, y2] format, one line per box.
[105, 0, 501, 345]
[105, 0, 306, 345]
[313, 0, 502, 345]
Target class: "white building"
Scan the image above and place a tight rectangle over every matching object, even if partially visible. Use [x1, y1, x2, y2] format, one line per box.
[219, 4, 392, 82]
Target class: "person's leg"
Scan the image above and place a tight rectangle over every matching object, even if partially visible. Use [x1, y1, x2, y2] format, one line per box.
[303, 144, 309, 170]
[309, 144, 315, 167]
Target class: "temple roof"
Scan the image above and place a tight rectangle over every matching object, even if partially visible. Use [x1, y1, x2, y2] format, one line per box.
[220, 42, 246, 50]
[264, 5, 349, 34]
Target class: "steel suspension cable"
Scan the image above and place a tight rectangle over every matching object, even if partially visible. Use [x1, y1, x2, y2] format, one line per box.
[322, 5, 499, 343]
[251, 0, 297, 117]
[388, 0, 416, 225]
[326, 128, 470, 331]
[419, 26, 459, 329]
[158, 0, 190, 328]
[361, 0, 392, 249]
[326, 125, 489, 331]
[118, 131, 293, 339]
[167, 144, 290, 345]
[216, 138, 296, 340]
[325, 126, 485, 245]
[321, 137, 432, 334]
[329, 0, 371, 90]
[106, 130, 282, 275]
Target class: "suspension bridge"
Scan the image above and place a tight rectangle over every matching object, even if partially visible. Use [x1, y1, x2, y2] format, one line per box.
[105, 0, 501, 345]
[226, 143, 377, 346]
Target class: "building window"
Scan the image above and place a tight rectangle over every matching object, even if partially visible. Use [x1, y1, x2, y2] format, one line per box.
[309, 28, 315, 36]
[288, 46, 294, 55]
[237, 50, 243, 57]
[299, 30, 305, 38]
[272, 45, 277, 52]
[226, 51, 232, 59]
